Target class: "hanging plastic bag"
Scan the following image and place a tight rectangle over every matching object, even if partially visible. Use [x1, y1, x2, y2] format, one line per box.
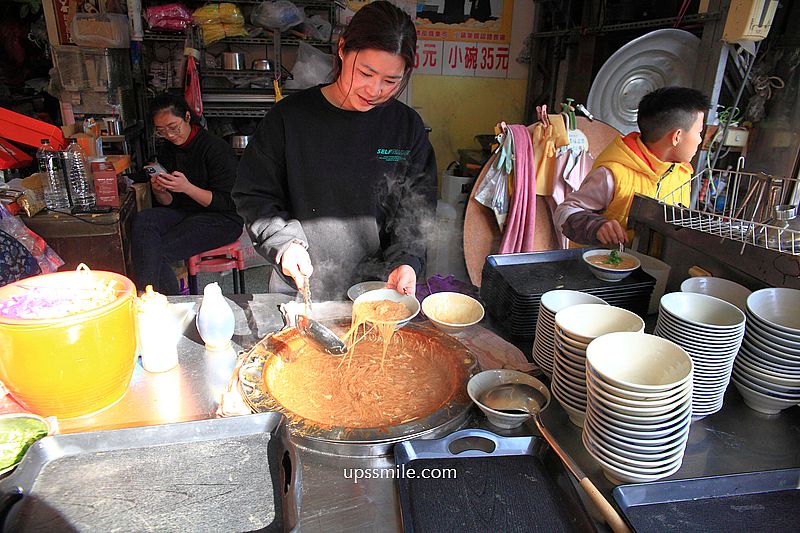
[184, 49, 202, 118]
[250, 0, 305, 32]
[0, 204, 63, 276]
[284, 41, 334, 90]
[145, 3, 192, 31]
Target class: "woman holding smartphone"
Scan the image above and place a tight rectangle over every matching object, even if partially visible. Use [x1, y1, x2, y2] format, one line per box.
[131, 94, 243, 294]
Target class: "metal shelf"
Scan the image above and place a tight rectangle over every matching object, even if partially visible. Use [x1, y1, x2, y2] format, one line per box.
[142, 31, 189, 42]
[202, 106, 270, 118]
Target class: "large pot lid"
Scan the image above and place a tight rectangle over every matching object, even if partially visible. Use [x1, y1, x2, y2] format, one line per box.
[587, 29, 701, 135]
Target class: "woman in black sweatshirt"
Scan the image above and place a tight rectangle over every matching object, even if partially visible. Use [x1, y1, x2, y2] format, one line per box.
[131, 95, 243, 294]
[233, 1, 436, 300]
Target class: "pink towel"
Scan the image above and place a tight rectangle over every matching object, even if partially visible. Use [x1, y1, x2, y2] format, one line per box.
[499, 124, 537, 253]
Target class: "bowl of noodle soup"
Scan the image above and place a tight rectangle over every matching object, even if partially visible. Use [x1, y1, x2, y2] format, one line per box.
[352, 289, 419, 329]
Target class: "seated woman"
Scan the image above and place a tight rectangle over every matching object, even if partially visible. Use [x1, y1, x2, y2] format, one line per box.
[131, 95, 243, 294]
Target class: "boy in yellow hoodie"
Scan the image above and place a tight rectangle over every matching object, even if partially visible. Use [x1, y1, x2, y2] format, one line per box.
[554, 86, 709, 245]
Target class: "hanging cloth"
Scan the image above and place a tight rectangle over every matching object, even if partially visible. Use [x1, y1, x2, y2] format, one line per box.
[499, 124, 537, 254]
[531, 114, 569, 196]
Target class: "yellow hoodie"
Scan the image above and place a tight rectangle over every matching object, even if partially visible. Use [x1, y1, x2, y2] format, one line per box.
[593, 132, 692, 238]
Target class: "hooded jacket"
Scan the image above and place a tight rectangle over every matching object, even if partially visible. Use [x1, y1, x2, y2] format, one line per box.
[593, 132, 692, 236]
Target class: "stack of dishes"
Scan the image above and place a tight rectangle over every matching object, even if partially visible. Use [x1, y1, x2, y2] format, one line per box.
[654, 292, 745, 419]
[480, 250, 655, 338]
[680, 276, 751, 312]
[584, 332, 693, 484]
[552, 304, 645, 427]
[732, 288, 800, 414]
[532, 290, 607, 376]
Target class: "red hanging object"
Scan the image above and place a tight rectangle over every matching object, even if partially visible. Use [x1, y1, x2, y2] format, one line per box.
[184, 50, 202, 118]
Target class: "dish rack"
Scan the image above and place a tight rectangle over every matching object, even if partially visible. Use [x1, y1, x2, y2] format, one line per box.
[660, 167, 800, 255]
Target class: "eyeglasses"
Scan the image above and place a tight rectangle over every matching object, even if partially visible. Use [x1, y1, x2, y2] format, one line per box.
[153, 122, 185, 138]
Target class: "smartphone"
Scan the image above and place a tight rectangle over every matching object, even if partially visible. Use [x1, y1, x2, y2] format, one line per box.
[144, 163, 168, 177]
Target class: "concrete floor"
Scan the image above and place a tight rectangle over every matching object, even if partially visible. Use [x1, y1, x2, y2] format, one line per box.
[195, 265, 272, 295]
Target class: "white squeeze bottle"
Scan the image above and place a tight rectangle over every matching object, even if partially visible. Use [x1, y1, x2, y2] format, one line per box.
[196, 282, 235, 351]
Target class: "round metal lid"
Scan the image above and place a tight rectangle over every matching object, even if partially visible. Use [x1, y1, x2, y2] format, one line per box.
[587, 29, 701, 135]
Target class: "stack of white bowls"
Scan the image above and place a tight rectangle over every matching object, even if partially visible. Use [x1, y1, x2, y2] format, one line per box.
[732, 287, 800, 414]
[532, 290, 607, 376]
[584, 332, 694, 484]
[680, 276, 751, 312]
[552, 304, 645, 427]
[654, 292, 746, 419]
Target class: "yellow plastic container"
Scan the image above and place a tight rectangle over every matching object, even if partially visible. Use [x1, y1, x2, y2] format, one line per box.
[0, 270, 137, 418]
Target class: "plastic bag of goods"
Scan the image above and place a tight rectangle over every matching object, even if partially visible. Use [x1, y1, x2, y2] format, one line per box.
[145, 3, 193, 31]
[284, 41, 334, 90]
[250, 0, 305, 32]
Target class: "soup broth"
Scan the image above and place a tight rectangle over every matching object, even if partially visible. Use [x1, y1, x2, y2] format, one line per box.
[587, 254, 638, 270]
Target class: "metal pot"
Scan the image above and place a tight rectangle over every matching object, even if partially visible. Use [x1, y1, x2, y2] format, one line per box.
[230, 135, 252, 149]
[252, 59, 272, 71]
[222, 52, 245, 70]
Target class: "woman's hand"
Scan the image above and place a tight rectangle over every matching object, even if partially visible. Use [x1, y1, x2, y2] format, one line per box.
[281, 242, 313, 289]
[157, 171, 193, 194]
[387, 265, 416, 296]
[596, 220, 628, 246]
[150, 173, 169, 193]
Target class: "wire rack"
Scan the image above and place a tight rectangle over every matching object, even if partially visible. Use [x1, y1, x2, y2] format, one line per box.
[660, 167, 800, 255]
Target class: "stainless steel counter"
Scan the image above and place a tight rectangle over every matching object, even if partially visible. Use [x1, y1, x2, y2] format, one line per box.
[3, 293, 800, 532]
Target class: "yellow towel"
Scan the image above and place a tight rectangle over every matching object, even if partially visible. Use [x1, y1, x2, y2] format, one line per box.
[531, 114, 569, 196]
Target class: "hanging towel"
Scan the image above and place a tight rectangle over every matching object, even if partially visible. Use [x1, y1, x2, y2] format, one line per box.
[548, 148, 594, 248]
[499, 124, 537, 254]
[531, 114, 569, 196]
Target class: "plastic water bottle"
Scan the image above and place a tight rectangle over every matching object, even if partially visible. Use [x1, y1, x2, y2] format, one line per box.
[64, 139, 96, 209]
[36, 139, 71, 210]
[196, 282, 235, 351]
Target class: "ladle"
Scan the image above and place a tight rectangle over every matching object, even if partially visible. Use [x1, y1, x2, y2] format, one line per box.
[295, 275, 348, 356]
[295, 314, 348, 356]
[480, 382, 632, 533]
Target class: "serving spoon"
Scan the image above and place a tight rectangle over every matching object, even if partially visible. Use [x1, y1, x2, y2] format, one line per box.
[480, 382, 632, 533]
[294, 275, 349, 356]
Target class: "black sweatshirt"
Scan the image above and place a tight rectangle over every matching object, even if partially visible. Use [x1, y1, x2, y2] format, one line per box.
[156, 127, 243, 224]
[233, 85, 437, 300]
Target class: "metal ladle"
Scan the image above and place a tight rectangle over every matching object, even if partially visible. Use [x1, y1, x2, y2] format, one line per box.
[480, 383, 632, 533]
[295, 314, 348, 356]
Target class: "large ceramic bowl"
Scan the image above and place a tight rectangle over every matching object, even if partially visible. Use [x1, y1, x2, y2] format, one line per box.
[353, 289, 420, 329]
[555, 304, 645, 343]
[421, 292, 484, 334]
[586, 332, 694, 392]
[582, 249, 641, 282]
[467, 370, 549, 430]
[746, 287, 800, 336]
[680, 277, 751, 312]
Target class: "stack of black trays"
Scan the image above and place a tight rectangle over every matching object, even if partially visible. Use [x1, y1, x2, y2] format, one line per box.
[480, 248, 656, 339]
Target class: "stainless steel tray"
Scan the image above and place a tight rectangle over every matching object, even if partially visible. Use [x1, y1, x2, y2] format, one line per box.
[0, 413, 300, 532]
[613, 468, 800, 532]
[394, 429, 595, 532]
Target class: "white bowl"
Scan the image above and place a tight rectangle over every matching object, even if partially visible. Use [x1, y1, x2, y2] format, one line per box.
[731, 375, 800, 414]
[746, 288, 800, 335]
[745, 317, 800, 351]
[680, 277, 752, 312]
[582, 249, 641, 282]
[582, 431, 684, 484]
[467, 370, 549, 430]
[421, 292, 484, 334]
[540, 290, 608, 313]
[353, 289, 420, 329]
[347, 281, 386, 301]
[555, 304, 644, 343]
[587, 366, 688, 402]
[587, 332, 693, 392]
[659, 292, 746, 330]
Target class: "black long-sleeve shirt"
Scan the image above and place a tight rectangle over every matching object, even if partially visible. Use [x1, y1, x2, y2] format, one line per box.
[157, 127, 243, 224]
[233, 85, 437, 300]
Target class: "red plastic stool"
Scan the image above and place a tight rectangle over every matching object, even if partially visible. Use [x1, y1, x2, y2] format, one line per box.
[187, 240, 246, 295]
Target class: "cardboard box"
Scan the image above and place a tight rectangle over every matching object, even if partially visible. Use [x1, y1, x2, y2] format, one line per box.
[91, 160, 120, 207]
